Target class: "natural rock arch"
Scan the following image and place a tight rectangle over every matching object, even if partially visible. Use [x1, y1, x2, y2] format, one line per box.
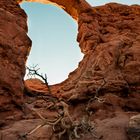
[1, 0, 140, 139]
[0, 0, 93, 111]
[20, 0, 91, 20]
[22, 1, 140, 100]
[0, 0, 140, 108]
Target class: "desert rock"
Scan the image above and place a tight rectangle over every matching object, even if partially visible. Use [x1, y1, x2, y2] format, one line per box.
[0, 0, 140, 140]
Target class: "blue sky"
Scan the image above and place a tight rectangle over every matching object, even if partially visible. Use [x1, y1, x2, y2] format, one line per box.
[21, 0, 140, 85]
[87, 0, 140, 6]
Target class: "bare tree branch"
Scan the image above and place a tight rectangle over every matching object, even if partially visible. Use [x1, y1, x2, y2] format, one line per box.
[26, 65, 51, 94]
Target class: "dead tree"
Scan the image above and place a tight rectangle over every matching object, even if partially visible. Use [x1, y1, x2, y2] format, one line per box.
[26, 65, 51, 94]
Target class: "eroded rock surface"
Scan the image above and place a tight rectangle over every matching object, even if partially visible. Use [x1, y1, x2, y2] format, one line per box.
[0, 0, 140, 140]
[0, 0, 31, 113]
[58, 3, 140, 100]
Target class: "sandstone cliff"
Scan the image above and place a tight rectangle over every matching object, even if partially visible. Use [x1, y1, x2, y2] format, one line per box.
[0, 0, 31, 112]
[0, 0, 140, 140]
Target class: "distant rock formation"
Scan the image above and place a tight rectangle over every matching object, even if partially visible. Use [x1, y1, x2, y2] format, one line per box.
[0, 0, 140, 139]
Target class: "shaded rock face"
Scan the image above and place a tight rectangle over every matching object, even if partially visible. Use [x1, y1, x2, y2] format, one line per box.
[59, 3, 140, 100]
[0, 0, 31, 112]
[0, 0, 140, 140]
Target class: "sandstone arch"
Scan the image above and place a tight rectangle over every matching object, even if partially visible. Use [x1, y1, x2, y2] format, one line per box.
[1, 1, 140, 139]
[0, 0, 92, 112]
[21, 0, 91, 20]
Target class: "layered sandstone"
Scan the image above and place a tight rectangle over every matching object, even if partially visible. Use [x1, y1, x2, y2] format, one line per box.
[0, 0, 140, 140]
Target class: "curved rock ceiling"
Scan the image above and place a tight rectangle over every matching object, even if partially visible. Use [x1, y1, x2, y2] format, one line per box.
[21, 0, 91, 20]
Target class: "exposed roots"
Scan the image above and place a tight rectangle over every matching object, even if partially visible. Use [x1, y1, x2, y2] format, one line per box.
[18, 97, 98, 140]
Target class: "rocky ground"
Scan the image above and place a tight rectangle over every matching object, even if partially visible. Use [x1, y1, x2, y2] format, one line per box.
[0, 78, 140, 140]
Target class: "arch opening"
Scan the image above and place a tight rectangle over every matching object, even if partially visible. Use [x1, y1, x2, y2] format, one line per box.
[21, 2, 83, 85]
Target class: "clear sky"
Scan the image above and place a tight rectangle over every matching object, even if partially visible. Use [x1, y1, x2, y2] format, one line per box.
[87, 0, 140, 6]
[21, 0, 140, 85]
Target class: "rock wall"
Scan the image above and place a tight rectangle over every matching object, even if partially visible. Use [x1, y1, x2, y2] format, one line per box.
[0, 0, 31, 112]
[57, 3, 140, 101]
[0, 0, 139, 115]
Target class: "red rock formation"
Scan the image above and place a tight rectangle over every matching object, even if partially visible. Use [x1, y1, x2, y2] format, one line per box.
[0, 0, 140, 140]
[24, 0, 91, 20]
[0, 0, 31, 113]
[58, 3, 140, 101]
